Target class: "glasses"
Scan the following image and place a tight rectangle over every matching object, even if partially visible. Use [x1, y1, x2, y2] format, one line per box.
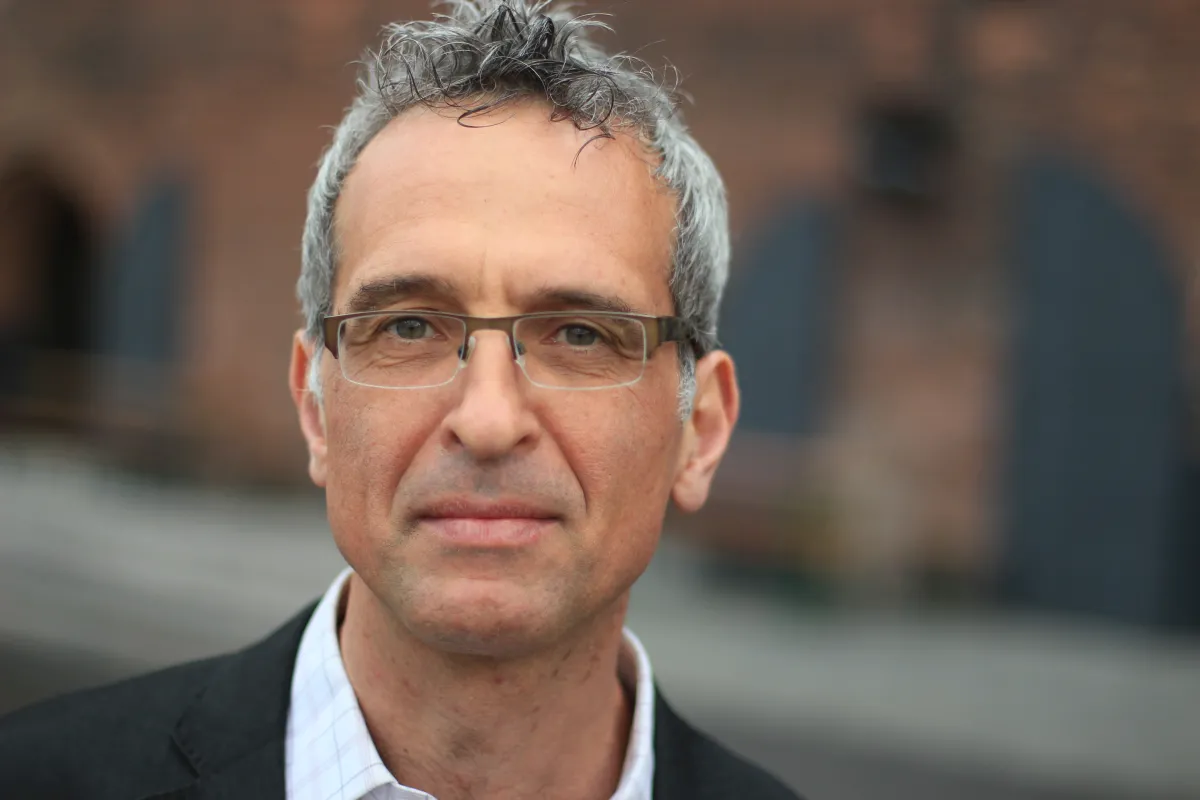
[322, 310, 694, 390]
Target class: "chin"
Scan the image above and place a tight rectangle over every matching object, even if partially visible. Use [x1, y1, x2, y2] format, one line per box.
[398, 575, 575, 658]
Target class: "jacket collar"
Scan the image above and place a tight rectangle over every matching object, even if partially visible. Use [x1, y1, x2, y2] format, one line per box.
[138, 601, 716, 800]
[653, 689, 703, 800]
[140, 602, 317, 800]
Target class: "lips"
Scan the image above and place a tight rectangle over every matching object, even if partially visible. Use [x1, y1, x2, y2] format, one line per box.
[415, 498, 561, 547]
[418, 498, 560, 520]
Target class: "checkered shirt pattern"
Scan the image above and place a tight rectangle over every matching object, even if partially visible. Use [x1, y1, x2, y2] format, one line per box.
[285, 567, 656, 800]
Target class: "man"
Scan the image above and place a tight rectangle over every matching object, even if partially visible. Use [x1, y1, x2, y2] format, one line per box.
[0, 2, 802, 798]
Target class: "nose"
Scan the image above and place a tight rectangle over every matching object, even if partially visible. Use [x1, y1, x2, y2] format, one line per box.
[441, 331, 538, 461]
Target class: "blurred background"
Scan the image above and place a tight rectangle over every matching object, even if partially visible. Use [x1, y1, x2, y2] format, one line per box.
[2, 0, 1199, 798]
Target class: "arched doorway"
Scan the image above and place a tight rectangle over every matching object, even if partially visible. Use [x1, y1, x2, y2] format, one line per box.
[0, 156, 99, 435]
[1000, 151, 1194, 629]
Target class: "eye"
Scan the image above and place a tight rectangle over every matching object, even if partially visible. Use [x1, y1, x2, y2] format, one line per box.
[383, 316, 434, 340]
[557, 324, 601, 347]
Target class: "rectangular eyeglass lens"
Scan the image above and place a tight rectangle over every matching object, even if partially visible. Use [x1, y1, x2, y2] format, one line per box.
[339, 313, 463, 388]
[516, 315, 646, 388]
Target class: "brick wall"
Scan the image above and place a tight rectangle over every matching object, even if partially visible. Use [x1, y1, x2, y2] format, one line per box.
[2, 0, 1196, 576]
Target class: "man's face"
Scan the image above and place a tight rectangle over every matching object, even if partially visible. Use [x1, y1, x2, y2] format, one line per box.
[291, 104, 731, 657]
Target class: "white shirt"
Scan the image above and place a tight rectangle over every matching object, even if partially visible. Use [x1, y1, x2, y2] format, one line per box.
[284, 567, 656, 800]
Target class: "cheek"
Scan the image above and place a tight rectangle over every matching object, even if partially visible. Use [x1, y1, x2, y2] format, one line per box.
[552, 381, 681, 544]
[322, 386, 440, 556]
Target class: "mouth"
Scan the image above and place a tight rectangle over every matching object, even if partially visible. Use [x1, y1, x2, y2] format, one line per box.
[415, 499, 561, 548]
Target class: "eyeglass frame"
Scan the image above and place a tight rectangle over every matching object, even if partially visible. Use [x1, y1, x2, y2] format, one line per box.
[321, 309, 702, 388]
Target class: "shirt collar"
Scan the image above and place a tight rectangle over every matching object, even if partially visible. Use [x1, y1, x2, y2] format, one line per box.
[285, 567, 655, 800]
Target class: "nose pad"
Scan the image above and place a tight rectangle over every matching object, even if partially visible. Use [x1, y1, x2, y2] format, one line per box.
[457, 335, 477, 363]
[458, 333, 525, 363]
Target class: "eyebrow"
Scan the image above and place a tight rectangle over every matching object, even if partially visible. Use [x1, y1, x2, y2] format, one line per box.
[342, 273, 639, 316]
[343, 274, 460, 314]
[525, 285, 636, 315]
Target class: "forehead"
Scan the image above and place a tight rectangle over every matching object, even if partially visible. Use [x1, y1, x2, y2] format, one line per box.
[332, 104, 678, 313]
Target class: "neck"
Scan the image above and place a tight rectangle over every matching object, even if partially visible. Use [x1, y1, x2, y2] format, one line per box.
[339, 573, 635, 800]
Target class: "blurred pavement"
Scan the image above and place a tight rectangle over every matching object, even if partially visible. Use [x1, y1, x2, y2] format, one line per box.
[2, 446, 1198, 800]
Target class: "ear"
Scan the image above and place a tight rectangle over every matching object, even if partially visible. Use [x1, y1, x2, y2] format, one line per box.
[289, 330, 328, 487]
[671, 351, 739, 513]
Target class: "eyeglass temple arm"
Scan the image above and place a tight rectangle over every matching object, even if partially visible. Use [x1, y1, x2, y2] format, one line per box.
[322, 317, 341, 357]
[656, 316, 713, 355]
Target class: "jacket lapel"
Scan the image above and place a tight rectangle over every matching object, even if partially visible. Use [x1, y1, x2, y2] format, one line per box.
[139, 602, 317, 800]
[653, 687, 705, 800]
[140, 609, 751, 800]
[137, 745, 291, 800]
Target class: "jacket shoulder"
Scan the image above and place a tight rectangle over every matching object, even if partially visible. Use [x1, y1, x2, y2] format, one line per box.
[683, 723, 804, 799]
[1, 652, 223, 736]
[0, 654, 224, 797]
[0, 600, 316, 799]
[654, 689, 805, 800]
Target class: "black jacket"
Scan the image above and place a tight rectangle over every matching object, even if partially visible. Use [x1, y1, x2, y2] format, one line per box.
[0, 603, 802, 800]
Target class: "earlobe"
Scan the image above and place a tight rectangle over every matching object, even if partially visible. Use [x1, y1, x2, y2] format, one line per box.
[289, 331, 328, 487]
[671, 352, 739, 514]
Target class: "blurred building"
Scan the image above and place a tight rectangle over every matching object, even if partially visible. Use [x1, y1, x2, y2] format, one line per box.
[1, 0, 1198, 626]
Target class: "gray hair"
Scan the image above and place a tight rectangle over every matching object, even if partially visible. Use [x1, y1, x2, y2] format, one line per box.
[298, 0, 729, 417]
